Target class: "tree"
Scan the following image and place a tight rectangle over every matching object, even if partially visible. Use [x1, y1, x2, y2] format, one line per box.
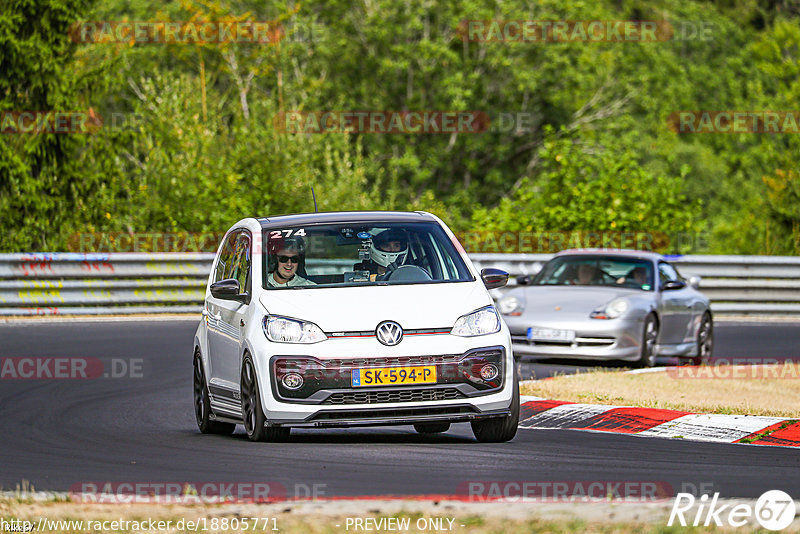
[471, 128, 700, 253]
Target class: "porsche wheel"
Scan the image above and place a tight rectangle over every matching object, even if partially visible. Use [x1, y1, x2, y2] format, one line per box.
[634, 314, 658, 368]
[687, 312, 713, 366]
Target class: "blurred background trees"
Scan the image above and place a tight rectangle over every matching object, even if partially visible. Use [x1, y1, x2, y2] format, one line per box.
[1, 0, 798, 254]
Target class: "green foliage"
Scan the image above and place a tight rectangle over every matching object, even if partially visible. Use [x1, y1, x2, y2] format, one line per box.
[471, 128, 700, 251]
[0, 0, 96, 250]
[1, 0, 799, 254]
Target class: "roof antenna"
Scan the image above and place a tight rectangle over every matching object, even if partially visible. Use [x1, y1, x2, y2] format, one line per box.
[311, 187, 318, 213]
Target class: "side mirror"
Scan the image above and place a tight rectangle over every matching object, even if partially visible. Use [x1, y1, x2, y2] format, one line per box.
[688, 275, 701, 289]
[481, 268, 509, 290]
[662, 280, 686, 291]
[516, 275, 533, 286]
[210, 278, 247, 302]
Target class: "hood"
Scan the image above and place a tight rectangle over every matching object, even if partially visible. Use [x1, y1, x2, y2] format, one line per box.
[514, 285, 642, 314]
[259, 281, 492, 331]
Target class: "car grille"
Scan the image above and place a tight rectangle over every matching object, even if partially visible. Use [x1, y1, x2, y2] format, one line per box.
[511, 335, 615, 348]
[324, 355, 462, 368]
[323, 388, 465, 405]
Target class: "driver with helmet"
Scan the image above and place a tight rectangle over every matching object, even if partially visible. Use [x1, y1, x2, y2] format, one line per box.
[267, 235, 316, 287]
[354, 228, 409, 279]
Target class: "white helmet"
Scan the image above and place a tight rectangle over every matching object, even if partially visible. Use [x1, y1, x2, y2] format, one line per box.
[370, 229, 408, 268]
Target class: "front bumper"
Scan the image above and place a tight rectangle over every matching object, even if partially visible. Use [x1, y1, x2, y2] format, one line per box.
[269, 405, 513, 428]
[269, 347, 505, 404]
[504, 314, 644, 360]
[254, 334, 515, 425]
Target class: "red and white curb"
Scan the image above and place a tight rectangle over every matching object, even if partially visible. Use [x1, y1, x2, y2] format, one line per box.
[519, 396, 800, 447]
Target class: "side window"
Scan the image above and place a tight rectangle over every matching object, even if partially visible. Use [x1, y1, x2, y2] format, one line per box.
[231, 232, 252, 293]
[658, 262, 680, 285]
[214, 232, 238, 283]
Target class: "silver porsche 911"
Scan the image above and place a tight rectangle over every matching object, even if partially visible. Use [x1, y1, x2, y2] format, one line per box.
[499, 249, 713, 367]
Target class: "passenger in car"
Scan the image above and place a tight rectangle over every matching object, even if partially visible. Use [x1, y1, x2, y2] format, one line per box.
[630, 266, 649, 287]
[267, 236, 316, 287]
[570, 264, 600, 285]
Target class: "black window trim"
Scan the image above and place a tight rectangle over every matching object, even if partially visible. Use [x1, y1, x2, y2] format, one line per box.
[212, 227, 253, 302]
[260, 221, 476, 290]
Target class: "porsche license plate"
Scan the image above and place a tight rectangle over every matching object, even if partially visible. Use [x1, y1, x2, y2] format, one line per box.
[351, 366, 437, 387]
[527, 327, 576, 342]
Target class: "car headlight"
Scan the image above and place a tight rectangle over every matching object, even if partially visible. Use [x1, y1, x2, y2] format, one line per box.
[590, 298, 629, 320]
[451, 306, 501, 337]
[498, 295, 524, 316]
[263, 315, 327, 343]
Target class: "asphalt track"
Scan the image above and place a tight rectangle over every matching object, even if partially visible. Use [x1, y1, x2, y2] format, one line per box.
[0, 319, 798, 499]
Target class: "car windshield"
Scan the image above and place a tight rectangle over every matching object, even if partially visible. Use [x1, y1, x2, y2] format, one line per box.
[263, 222, 473, 289]
[533, 255, 655, 291]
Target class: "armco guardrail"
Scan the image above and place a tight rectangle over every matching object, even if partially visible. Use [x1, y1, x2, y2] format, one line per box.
[0, 253, 214, 316]
[0, 252, 799, 316]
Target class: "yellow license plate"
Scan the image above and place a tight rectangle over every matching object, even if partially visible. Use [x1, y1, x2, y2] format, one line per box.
[351, 366, 437, 387]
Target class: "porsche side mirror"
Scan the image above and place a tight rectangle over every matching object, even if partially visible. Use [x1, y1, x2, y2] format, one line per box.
[662, 280, 686, 291]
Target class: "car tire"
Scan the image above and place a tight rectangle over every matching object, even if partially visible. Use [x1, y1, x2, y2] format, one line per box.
[241, 355, 290, 442]
[686, 312, 713, 366]
[193, 352, 235, 435]
[634, 314, 659, 368]
[471, 371, 519, 443]
[413, 422, 451, 434]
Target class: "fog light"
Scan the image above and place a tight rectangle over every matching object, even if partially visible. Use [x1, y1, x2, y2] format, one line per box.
[480, 364, 499, 381]
[282, 372, 304, 390]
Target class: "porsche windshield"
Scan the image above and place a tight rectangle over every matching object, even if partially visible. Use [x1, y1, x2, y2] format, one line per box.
[533, 256, 655, 291]
[262, 222, 473, 289]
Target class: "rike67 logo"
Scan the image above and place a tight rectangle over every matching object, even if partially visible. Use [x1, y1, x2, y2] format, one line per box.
[669, 490, 796, 531]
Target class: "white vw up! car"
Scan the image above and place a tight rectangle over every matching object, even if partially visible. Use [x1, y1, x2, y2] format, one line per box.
[193, 211, 518, 442]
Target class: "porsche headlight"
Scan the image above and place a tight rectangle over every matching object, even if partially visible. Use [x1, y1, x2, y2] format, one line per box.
[451, 306, 501, 337]
[590, 298, 629, 320]
[263, 316, 327, 343]
[498, 295, 524, 316]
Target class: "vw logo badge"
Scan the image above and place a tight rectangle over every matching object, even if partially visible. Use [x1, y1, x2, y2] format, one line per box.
[376, 321, 403, 346]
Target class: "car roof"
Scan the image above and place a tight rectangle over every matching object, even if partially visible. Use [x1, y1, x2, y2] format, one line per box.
[554, 248, 665, 262]
[256, 211, 437, 228]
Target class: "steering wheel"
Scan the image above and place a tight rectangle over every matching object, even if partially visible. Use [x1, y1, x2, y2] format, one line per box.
[385, 265, 433, 282]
